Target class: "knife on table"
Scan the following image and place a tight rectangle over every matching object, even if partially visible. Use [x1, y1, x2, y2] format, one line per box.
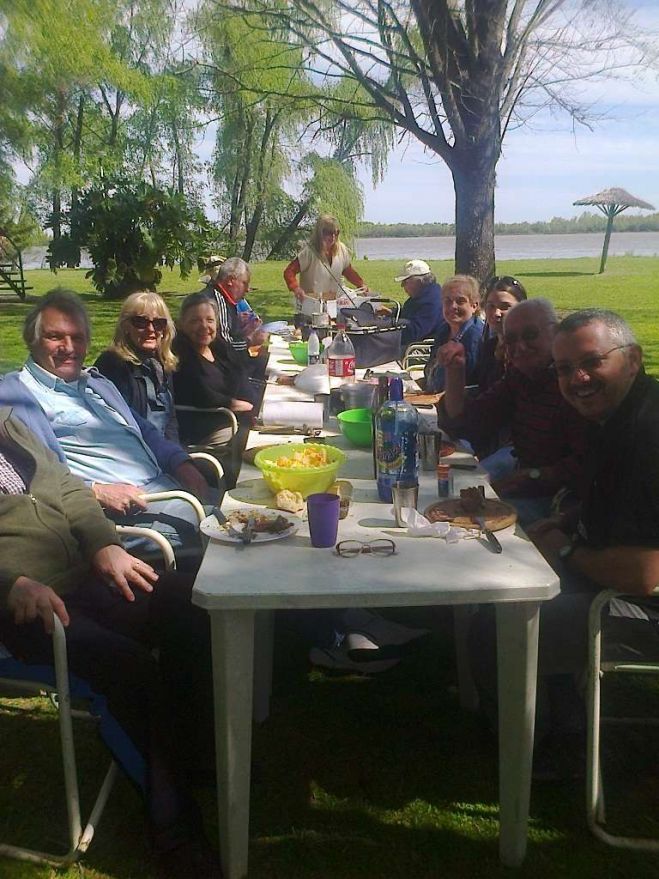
[474, 516, 502, 553]
[241, 515, 255, 545]
[212, 507, 249, 543]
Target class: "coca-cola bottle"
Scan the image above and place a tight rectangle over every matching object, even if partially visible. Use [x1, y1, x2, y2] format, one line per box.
[327, 324, 356, 382]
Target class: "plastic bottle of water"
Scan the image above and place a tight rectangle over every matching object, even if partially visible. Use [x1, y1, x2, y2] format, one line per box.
[375, 376, 419, 502]
[307, 329, 320, 365]
[327, 324, 356, 382]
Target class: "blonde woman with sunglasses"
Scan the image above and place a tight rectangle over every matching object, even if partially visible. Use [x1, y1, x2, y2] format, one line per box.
[95, 290, 180, 441]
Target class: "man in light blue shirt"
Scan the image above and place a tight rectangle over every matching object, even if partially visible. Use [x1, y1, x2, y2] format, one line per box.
[0, 289, 210, 563]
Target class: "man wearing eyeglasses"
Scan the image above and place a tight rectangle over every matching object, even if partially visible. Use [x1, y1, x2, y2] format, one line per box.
[0, 289, 209, 564]
[531, 309, 659, 594]
[473, 309, 659, 779]
[438, 298, 588, 525]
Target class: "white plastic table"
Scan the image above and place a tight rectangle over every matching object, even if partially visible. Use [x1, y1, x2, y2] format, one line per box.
[192, 344, 559, 878]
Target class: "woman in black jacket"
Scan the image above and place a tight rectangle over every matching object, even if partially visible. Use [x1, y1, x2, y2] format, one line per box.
[173, 292, 253, 488]
[95, 290, 180, 442]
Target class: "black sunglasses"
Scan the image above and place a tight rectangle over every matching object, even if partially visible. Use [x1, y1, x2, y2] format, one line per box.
[129, 315, 168, 332]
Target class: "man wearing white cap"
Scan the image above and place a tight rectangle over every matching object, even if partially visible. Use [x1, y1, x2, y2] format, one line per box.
[395, 259, 446, 348]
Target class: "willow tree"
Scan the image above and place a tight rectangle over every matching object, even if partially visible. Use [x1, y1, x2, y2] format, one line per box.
[212, 0, 650, 281]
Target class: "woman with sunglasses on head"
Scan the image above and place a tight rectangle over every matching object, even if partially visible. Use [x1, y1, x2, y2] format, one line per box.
[283, 214, 368, 315]
[476, 276, 527, 392]
[95, 291, 180, 441]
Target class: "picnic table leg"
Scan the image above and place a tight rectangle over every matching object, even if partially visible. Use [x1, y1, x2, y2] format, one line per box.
[253, 610, 274, 723]
[495, 601, 540, 867]
[210, 609, 255, 879]
[453, 604, 480, 711]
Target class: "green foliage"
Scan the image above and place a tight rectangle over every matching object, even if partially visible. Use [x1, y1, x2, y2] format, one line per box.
[48, 179, 220, 297]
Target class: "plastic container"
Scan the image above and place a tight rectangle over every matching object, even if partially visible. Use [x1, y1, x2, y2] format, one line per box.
[253, 443, 346, 498]
[340, 380, 377, 410]
[337, 408, 373, 447]
[307, 330, 320, 365]
[289, 341, 309, 366]
[375, 376, 419, 503]
[327, 324, 356, 382]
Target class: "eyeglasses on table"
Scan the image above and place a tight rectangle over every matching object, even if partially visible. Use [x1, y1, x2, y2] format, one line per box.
[335, 538, 397, 558]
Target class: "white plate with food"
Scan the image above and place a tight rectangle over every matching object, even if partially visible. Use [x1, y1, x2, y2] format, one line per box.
[200, 509, 302, 544]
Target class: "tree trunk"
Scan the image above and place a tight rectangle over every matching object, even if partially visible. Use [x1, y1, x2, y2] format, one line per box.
[51, 191, 62, 240]
[68, 93, 85, 267]
[266, 196, 312, 259]
[171, 121, 185, 195]
[451, 153, 497, 284]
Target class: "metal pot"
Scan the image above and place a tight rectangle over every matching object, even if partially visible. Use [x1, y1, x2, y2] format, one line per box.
[340, 380, 377, 410]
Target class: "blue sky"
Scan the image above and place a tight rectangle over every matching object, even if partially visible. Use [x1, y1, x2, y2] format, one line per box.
[358, 2, 659, 224]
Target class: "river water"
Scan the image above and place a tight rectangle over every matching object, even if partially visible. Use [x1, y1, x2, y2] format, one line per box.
[21, 231, 659, 269]
[355, 231, 659, 261]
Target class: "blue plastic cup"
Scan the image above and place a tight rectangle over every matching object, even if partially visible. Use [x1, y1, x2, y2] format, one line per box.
[306, 492, 341, 548]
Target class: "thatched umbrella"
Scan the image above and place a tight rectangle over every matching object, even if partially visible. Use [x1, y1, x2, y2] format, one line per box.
[573, 187, 655, 274]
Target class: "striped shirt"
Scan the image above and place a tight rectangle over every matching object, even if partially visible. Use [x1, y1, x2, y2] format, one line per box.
[211, 284, 248, 353]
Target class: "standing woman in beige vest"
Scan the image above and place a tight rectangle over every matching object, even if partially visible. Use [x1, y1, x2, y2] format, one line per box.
[284, 215, 368, 315]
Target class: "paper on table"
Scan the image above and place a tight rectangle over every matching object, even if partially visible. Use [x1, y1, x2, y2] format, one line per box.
[293, 363, 331, 395]
[394, 508, 474, 543]
[261, 400, 324, 429]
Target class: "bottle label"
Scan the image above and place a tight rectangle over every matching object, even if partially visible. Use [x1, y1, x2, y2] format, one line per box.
[308, 354, 320, 365]
[328, 356, 355, 378]
[375, 426, 417, 479]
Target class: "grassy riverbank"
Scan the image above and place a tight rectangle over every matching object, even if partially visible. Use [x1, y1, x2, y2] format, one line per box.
[1, 255, 658, 373]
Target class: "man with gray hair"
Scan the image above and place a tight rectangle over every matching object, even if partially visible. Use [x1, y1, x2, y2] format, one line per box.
[0, 289, 210, 564]
[203, 256, 267, 405]
[438, 298, 588, 524]
[473, 309, 659, 779]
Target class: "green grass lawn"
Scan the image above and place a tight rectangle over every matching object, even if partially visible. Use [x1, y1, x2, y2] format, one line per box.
[1, 255, 659, 878]
[2, 615, 658, 879]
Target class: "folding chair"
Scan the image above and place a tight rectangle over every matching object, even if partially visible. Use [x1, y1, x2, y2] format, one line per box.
[401, 338, 434, 373]
[0, 529, 176, 865]
[586, 587, 659, 850]
[0, 616, 118, 866]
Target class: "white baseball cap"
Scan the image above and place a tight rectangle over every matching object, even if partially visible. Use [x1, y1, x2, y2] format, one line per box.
[394, 259, 431, 282]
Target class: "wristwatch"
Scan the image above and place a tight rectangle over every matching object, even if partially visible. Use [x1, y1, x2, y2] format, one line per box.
[528, 468, 542, 480]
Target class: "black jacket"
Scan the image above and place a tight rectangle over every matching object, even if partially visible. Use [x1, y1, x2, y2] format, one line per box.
[95, 350, 179, 443]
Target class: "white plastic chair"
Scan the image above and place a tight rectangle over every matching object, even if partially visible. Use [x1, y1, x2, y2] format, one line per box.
[190, 450, 225, 485]
[586, 587, 659, 850]
[175, 404, 239, 450]
[0, 616, 119, 866]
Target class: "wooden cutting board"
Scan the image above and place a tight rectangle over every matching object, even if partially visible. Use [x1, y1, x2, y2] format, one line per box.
[404, 392, 441, 407]
[423, 498, 517, 531]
